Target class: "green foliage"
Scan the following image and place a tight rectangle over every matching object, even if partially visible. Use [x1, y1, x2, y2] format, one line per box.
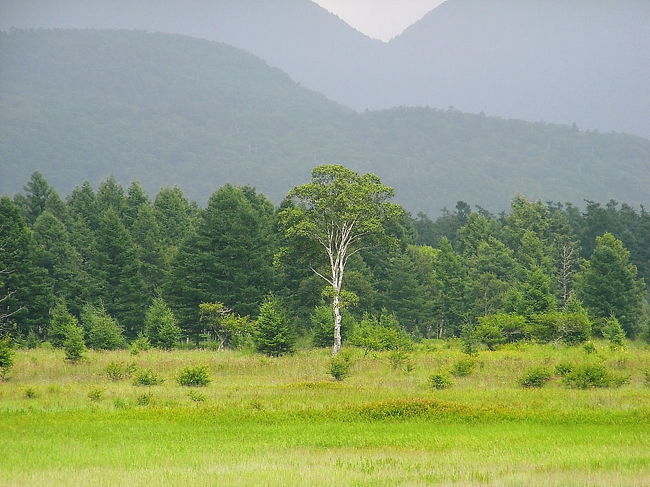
[554, 362, 574, 377]
[428, 373, 453, 390]
[576, 233, 646, 337]
[133, 369, 164, 386]
[0, 335, 14, 380]
[177, 365, 211, 387]
[188, 391, 206, 403]
[349, 312, 412, 355]
[311, 305, 355, 348]
[254, 297, 295, 357]
[88, 389, 104, 402]
[582, 341, 596, 354]
[130, 334, 152, 355]
[48, 300, 79, 348]
[104, 361, 136, 381]
[602, 316, 626, 349]
[529, 312, 592, 344]
[329, 355, 352, 381]
[23, 387, 38, 399]
[62, 324, 86, 362]
[475, 314, 528, 350]
[145, 297, 181, 350]
[518, 367, 552, 388]
[563, 364, 629, 389]
[82, 304, 126, 350]
[450, 358, 477, 377]
[136, 393, 153, 406]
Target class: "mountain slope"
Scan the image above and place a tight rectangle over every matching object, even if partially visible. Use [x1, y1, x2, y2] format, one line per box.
[385, 0, 650, 138]
[0, 0, 383, 111]
[1, 29, 649, 213]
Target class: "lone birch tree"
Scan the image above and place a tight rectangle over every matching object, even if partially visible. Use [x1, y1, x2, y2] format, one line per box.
[280, 165, 401, 355]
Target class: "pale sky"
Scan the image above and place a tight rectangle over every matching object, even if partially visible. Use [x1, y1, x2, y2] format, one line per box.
[313, 0, 447, 41]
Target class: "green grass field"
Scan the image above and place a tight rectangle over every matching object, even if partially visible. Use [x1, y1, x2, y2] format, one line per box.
[1, 341, 650, 486]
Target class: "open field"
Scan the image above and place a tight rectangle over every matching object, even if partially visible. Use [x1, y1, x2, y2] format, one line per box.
[1, 341, 650, 486]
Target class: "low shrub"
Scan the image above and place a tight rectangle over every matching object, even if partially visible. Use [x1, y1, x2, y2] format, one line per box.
[136, 393, 153, 406]
[105, 362, 126, 381]
[329, 356, 352, 381]
[554, 362, 574, 377]
[388, 350, 412, 371]
[428, 374, 453, 390]
[177, 365, 211, 387]
[188, 391, 206, 402]
[133, 369, 164, 386]
[450, 358, 477, 377]
[518, 367, 552, 388]
[23, 387, 38, 399]
[563, 364, 629, 389]
[88, 388, 104, 402]
[583, 342, 597, 354]
[130, 334, 152, 356]
[644, 370, 650, 387]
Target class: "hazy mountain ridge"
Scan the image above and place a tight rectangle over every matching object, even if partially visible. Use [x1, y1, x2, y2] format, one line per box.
[1, 30, 649, 214]
[1, 0, 648, 138]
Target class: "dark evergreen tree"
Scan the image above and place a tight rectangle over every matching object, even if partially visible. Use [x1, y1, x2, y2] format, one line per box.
[14, 171, 54, 224]
[96, 176, 127, 218]
[154, 187, 198, 249]
[124, 181, 150, 229]
[576, 233, 646, 336]
[91, 208, 147, 337]
[33, 211, 88, 313]
[166, 185, 275, 335]
[431, 237, 468, 338]
[0, 197, 53, 337]
[144, 297, 181, 349]
[131, 205, 168, 295]
[254, 296, 295, 356]
[48, 299, 79, 347]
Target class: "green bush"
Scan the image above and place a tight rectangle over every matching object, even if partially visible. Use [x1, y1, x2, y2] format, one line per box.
[583, 341, 597, 354]
[188, 390, 206, 402]
[136, 393, 153, 406]
[88, 388, 104, 402]
[349, 312, 412, 355]
[554, 362, 574, 377]
[0, 335, 15, 380]
[329, 356, 352, 381]
[450, 358, 477, 377]
[23, 387, 38, 399]
[130, 334, 152, 355]
[105, 361, 126, 381]
[82, 304, 126, 350]
[133, 369, 164, 386]
[563, 364, 628, 389]
[475, 314, 528, 349]
[177, 365, 211, 387]
[254, 296, 295, 357]
[428, 374, 453, 390]
[144, 297, 182, 350]
[311, 305, 355, 348]
[388, 350, 412, 371]
[63, 324, 86, 362]
[603, 316, 626, 349]
[48, 300, 79, 348]
[519, 367, 552, 388]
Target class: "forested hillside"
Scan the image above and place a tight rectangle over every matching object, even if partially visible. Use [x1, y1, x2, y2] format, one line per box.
[1, 170, 648, 351]
[2, 0, 648, 138]
[1, 29, 649, 214]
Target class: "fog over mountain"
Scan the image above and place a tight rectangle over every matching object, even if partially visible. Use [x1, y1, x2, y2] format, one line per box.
[2, 30, 648, 214]
[1, 0, 648, 138]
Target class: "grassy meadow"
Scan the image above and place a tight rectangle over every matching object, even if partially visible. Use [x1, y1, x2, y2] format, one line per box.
[1, 340, 650, 486]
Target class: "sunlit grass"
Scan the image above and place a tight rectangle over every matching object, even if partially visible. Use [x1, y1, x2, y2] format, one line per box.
[1, 340, 650, 485]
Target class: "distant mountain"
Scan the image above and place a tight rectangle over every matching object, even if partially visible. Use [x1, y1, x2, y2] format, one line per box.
[384, 0, 650, 139]
[1, 0, 648, 139]
[1, 30, 649, 214]
[0, 0, 383, 112]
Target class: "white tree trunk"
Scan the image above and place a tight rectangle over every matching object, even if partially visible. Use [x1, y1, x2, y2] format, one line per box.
[332, 292, 342, 355]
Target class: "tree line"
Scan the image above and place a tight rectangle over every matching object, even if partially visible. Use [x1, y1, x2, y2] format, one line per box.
[1, 168, 648, 354]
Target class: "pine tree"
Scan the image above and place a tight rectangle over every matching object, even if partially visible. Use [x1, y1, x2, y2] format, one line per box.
[82, 303, 126, 350]
[576, 233, 646, 336]
[254, 296, 295, 356]
[14, 171, 54, 224]
[0, 197, 53, 337]
[63, 323, 86, 362]
[131, 205, 168, 295]
[166, 185, 275, 336]
[144, 297, 181, 349]
[91, 209, 147, 337]
[432, 238, 468, 338]
[33, 211, 88, 313]
[48, 300, 79, 347]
